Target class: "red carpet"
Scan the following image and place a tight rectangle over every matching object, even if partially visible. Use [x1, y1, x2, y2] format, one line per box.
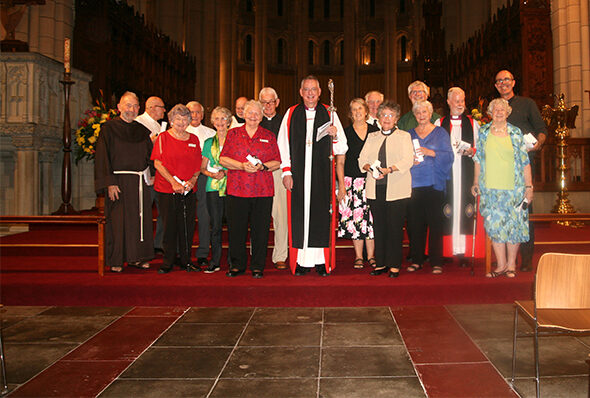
[1, 223, 589, 306]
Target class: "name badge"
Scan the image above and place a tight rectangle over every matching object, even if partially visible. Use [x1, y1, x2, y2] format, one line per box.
[188, 143, 197, 147]
[260, 139, 269, 143]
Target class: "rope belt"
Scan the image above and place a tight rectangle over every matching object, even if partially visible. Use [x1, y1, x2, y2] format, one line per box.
[113, 167, 150, 242]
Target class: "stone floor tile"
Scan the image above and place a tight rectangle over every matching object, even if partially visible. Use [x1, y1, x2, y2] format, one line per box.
[239, 323, 321, 346]
[120, 347, 231, 379]
[154, 323, 244, 346]
[222, 347, 319, 378]
[2, 315, 116, 343]
[447, 303, 531, 340]
[319, 377, 426, 398]
[510, 375, 589, 398]
[321, 346, 415, 377]
[322, 322, 402, 346]
[0, 306, 49, 317]
[250, 307, 322, 324]
[210, 378, 318, 398]
[1, 316, 25, 329]
[477, 336, 590, 377]
[98, 379, 214, 398]
[416, 363, 518, 398]
[38, 306, 132, 317]
[4, 343, 77, 384]
[324, 307, 393, 323]
[178, 307, 254, 323]
[125, 307, 188, 317]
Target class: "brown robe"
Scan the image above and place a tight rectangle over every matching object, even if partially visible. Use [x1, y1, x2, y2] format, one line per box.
[94, 117, 154, 267]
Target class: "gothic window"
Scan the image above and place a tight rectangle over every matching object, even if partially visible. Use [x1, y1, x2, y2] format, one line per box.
[339, 40, 344, 65]
[277, 38, 286, 64]
[400, 35, 407, 61]
[369, 0, 376, 17]
[245, 34, 253, 63]
[277, 0, 283, 16]
[323, 40, 331, 65]
[308, 41, 315, 64]
[246, 0, 253, 12]
[324, 0, 330, 18]
[370, 39, 376, 64]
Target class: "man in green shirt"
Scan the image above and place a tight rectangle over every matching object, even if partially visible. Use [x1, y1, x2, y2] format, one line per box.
[397, 80, 441, 131]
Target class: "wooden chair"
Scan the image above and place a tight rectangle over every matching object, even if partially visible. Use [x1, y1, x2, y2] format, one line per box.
[511, 253, 590, 398]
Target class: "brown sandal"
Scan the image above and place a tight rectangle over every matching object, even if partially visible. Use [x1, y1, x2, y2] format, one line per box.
[354, 258, 365, 269]
[368, 258, 377, 268]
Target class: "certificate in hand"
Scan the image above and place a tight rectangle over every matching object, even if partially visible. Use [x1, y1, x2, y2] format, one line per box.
[316, 121, 333, 142]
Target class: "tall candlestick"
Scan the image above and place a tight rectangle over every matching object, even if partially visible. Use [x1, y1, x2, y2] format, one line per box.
[64, 38, 71, 74]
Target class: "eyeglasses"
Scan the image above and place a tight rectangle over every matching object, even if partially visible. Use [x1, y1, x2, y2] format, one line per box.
[380, 114, 396, 119]
[260, 100, 276, 105]
[495, 77, 513, 85]
[410, 90, 426, 95]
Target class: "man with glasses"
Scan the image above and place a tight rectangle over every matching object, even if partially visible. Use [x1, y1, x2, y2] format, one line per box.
[259, 87, 288, 270]
[136, 96, 166, 253]
[186, 101, 216, 268]
[277, 76, 348, 276]
[365, 90, 384, 128]
[95, 91, 154, 272]
[398, 81, 441, 132]
[494, 69, 547, 272]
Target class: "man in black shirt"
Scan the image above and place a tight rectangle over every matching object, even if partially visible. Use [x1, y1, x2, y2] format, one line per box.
[259, 87, 288, 269]
[494, 70, 547, 272]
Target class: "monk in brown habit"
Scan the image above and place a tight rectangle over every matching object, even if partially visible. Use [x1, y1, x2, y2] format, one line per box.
[95, 91, 154, 272]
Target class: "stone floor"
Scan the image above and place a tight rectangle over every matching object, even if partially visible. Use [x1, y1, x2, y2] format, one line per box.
[0, 305, 588, 397]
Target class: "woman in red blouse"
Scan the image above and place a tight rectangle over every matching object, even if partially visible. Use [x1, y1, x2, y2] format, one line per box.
[151, 104, 202, 274]
[220, 100, 281, 278]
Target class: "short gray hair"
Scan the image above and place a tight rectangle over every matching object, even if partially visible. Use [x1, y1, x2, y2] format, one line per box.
[487, 98, 512, 117]
[447, 87, 465, 99]
[300, 75, 320, 89]
[364, 90, 384, 103]
[377, 101, 401, 119]
[168, 104, 192, 123]
[412, 100, 433, 115]
[186, 101, 204, 112]
[243, 100, 263, 116]
[119, 91, 139, 104]
[407, 81, 430, 97]
[210, 106, 232, 128]
[258, 87, 278, 100]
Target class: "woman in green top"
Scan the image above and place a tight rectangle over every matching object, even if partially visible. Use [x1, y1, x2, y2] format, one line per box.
[472, 98, 533, 278]
[200, 106, 231, 273]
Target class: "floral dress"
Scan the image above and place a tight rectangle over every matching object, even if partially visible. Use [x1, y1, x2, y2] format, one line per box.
[474, 122, 530, 243]
[338, 123, 376, 240]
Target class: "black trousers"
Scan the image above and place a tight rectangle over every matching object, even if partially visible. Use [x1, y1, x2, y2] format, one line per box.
[408, 186, 444, 267]
[367, 185, 407, 268]
[158, 191, 196, 270]
[520, 202, 535, 267]
[206, 191, 226, 268]
[226, 195, 273, 272]
[195, 174, 210, 259]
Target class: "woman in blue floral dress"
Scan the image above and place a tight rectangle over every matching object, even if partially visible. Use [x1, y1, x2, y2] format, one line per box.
[472, 98, 533, 278]
[337, 99, 378, 268]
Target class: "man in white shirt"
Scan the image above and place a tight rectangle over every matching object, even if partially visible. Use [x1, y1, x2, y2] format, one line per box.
[277, 76, 347, 276]
[364, 90, 383, 128]
[259, 87, 288, 270]
[135, 96, 166, 142]
[186, 101, 216, 267]
[135, 96, 165, 252]
[229, 96, 247, 129]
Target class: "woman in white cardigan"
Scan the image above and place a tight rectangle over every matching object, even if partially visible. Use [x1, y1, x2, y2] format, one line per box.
[358, 101, 414, 278]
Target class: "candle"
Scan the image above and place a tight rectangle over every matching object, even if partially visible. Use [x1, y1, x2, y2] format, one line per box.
[64, 38, 71, 74]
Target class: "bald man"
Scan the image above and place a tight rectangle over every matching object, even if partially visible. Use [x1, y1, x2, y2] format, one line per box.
[136, 96, 166, 142]
[229, 96, 248, 129]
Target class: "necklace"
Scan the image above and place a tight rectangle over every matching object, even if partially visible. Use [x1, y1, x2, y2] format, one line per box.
[491, 123, 507, 136]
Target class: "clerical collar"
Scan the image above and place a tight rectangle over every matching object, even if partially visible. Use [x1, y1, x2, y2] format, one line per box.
[305, 106, 316, 111]
[451, 115, 461, 120]
[381, 129, 393, 136]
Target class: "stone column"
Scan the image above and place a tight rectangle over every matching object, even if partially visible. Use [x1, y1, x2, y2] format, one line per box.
[295, 2, 309, 83]
[254, 0, 267, 97]
[551, 0, 589, 138]
[39, 148, 58, 215]
[343, 0, 358, 101]
[384, 0, 397, 98]
[12, 136, 40, 215]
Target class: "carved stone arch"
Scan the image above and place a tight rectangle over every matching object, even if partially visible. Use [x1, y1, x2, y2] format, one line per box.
[307, 38, 319, 65]
[362, 34, 379, 65]
[396, 31, 412, 62]
[335, 36, 344, 65]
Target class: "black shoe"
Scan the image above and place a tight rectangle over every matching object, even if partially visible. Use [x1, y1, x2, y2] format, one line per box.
[388, 268, 400, 278]
[459, 258, 470, 268]
[204, 263, 220, 273]
[316, 264, 329, 277]
[186, 263, 200, 272]
[226, 269, 245, 277]
[520, 264, 532, 272]
[294, 265, 309, 276]
[252, 270, 264, 279]
[370, 267, 387, 276]
[154, 247, 164, 255]
[158, 267, 171, 274]
[197, 257, 209, 267]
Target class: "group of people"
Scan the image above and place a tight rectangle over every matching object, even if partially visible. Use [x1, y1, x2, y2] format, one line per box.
[95, 69, 546, 279]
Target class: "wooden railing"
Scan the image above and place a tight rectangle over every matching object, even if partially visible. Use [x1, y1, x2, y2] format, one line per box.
[534, 138, 590, 191]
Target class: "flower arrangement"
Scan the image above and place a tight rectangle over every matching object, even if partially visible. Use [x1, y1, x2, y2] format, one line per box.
[74, 92, 118, 163]
[471, 97, 491, 126]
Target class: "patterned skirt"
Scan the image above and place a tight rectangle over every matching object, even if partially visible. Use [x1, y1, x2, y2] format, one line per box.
[338, 176, 374, 240]
[480, 188, 529, 244]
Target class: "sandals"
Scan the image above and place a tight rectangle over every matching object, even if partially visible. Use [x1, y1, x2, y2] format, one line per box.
[407, 264, 422, 272]
[110, 266, 123, 273]
[128, 261, 150, 269]
[486, 269, 507, 278]
[432, 266, 443, 274]
[368, 258, 377, 268]
[353, 258, 365, 269]
[505, 270, 517, 278]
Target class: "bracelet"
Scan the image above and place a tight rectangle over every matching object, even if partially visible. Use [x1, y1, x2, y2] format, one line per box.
[525, 185, 533, 189]
[388, 166, 393, 173]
